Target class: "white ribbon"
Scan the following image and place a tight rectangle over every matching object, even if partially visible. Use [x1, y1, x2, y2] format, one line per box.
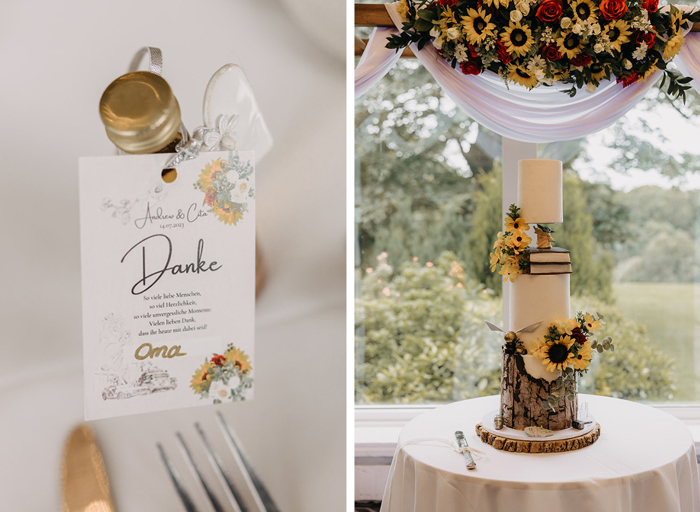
[125, 48, 236, 170]
[122, 48, 265, 170]
[395, 436, 487, 462]
[128, 46, 163, 75]
[452, 442, 487, 460]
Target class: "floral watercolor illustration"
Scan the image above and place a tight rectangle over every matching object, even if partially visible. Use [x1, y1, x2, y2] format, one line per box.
[190, 344, 253, 404]
[194, 154, 254, 226]
[96, 313, 177, 400]
[101, 182, 168, 225]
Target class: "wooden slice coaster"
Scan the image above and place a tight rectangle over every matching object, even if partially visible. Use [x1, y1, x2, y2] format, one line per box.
[475, 423, 601, 453]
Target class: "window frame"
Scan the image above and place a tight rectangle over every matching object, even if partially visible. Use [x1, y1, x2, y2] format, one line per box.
[354, 139, 700, 459]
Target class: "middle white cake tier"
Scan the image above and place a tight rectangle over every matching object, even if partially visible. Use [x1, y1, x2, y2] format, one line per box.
[509, 273, 570, 353]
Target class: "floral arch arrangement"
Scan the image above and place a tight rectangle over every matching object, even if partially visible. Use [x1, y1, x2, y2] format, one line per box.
[387, 0, 700, 99]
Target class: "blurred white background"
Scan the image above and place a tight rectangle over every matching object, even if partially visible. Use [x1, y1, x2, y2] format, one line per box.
[0, 0, 346, 510]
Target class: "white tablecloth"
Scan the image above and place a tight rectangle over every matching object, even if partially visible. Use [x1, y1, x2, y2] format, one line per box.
[381, 395, 700, 512]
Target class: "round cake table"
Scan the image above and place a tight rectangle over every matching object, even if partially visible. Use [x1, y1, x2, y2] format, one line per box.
[380, 394, 700, 512]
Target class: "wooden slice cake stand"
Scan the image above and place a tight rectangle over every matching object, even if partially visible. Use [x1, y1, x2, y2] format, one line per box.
[475, 422, 601, 453]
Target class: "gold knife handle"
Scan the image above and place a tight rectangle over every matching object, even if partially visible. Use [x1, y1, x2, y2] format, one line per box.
[61, 425, 116, 512]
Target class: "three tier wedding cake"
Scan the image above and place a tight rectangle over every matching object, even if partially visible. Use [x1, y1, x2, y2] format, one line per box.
[489, 159, 612, 433]
[501, 160, 574, 430]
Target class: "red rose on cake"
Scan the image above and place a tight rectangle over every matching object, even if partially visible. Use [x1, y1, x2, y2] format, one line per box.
[536, 0, 563, 22]
[570, 327, 588, 346]
[600, 0, 628, 20]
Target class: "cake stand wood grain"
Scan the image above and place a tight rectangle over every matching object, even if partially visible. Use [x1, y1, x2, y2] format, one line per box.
[475, 422, 601, 453]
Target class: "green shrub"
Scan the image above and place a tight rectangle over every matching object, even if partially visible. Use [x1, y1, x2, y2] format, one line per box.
[571, 296, 676, 401]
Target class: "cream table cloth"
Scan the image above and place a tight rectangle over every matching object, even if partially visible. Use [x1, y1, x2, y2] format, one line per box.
[381, 394, 700, 512]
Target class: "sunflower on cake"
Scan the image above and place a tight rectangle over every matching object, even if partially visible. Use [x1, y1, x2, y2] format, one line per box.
[481, 159, 613, 452]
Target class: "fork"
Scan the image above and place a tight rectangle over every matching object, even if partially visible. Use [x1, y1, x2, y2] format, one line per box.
[158, 412, 280, 512]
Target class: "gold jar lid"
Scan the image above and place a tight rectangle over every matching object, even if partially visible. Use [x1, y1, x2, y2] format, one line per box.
[99, 71, 181, 154]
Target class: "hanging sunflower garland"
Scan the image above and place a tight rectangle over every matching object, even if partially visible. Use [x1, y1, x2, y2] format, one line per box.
[387, 0, 700, 99]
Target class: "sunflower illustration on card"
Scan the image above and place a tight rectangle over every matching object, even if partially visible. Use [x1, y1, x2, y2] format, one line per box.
[190, 344, 253, 404]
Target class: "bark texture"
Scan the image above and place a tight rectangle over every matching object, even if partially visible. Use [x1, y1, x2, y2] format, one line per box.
[475, 423, 600, 453]
[500, 349, 577, 430]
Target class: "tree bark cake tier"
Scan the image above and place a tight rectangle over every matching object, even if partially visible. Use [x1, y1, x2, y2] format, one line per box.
[500, 349, 577, 430]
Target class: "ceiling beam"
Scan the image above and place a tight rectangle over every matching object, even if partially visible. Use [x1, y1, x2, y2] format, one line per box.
[355, 39, 415, 57]
[355, 4, 395, 27]
[355, 3, 700, 31]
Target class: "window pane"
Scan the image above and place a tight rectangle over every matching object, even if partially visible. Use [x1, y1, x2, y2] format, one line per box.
[356, 58, 700, 405]
[355, 61, 505, 405]
[568, 85, 700, 403]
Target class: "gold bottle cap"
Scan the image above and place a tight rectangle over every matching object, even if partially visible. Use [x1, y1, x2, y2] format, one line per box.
[99, 71, 181, 154]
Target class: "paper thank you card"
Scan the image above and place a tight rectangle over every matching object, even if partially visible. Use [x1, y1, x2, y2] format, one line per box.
[79, 151, 255, 420]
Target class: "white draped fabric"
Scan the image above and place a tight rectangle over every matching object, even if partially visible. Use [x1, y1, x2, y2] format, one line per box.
[380, 395, 700, 512]
[678, 31, 700, 83]
[355, 27, 404, 99]
[355, 3, 700, 143]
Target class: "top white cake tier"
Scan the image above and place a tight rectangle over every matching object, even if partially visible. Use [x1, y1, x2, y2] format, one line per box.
[517, 159, 563, 224]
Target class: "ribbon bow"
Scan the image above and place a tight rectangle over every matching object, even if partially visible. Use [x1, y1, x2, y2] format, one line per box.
[452, 442, 486, 460]
[395, 436, 488, 462]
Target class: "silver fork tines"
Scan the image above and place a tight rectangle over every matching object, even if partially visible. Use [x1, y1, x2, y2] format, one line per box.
[194, 423, 247, 512]
[175, 432, 226, 512]
[157, 443, 201, 512]
[215, 412, 280, 512]
[159, 416, 277, 512]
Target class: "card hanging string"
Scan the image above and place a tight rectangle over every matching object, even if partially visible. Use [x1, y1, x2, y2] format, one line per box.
[128, 47, 163, 75]
[126, 47, 243, 170]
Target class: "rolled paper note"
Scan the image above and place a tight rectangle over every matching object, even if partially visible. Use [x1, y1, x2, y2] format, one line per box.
[517, 159, 563, 224]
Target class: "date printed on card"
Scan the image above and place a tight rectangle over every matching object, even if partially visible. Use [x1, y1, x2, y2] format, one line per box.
[79, 152, 255, 420]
